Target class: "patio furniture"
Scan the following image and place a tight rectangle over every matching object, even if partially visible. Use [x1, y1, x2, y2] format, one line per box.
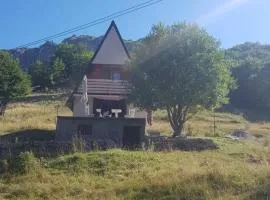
[96, 109, 102, 117]
[111, 109, 122, 118]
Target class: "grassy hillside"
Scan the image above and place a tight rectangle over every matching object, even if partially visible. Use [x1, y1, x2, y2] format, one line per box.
[0, 148, 269, 200]
[0, 99, 269, 199]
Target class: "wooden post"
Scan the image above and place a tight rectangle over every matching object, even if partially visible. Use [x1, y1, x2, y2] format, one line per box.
[213, 108, 216, 136]
[55, 105, 59, 125]
[43, 101, 46, 115]
[56, 105, 59, 116]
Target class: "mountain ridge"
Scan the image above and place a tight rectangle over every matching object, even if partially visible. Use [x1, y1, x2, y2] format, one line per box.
[3, 35, 136, 70]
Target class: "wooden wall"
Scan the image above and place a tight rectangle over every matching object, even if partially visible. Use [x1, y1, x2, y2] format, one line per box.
[88, 64, 129, 80]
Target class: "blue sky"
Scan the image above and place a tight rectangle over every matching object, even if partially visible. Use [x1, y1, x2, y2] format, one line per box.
[0, 0, 269, 49]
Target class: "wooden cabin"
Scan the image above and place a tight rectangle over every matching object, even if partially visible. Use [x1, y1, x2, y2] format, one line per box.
[56, 21, 146, 148]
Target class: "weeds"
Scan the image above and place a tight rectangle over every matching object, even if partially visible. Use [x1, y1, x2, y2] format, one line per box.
[12, 151, 41, 174]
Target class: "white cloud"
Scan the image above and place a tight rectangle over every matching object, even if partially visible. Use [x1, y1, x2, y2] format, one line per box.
[196, 0, 249, 26]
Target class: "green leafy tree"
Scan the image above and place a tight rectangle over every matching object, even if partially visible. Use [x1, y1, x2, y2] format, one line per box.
[53, 43, 93, 85]
[0, 51, 31, 115]
[130, 22, 235, 136]
[28, 60, 50, 89]
[53, 43, 75, 77]
[70, 50, 93, 84]
[50, 57, 65, 87]
[129, 23, 169, 112]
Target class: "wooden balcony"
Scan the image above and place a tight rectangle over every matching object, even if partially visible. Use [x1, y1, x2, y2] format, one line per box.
[76, 79, 130, 95]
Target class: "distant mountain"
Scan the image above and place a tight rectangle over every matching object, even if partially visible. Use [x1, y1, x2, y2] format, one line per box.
[3, 35, 137, 70]
[62, 35, 103, 51]
[7, 41, 57, 70]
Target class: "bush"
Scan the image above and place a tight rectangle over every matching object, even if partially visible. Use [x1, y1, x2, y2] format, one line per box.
[12, 151, 40, 174]
[0, 159, 9, 174]
[67, 154, 87, 172]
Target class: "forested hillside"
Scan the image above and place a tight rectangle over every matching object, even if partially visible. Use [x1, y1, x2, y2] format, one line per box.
[226, 42, 270, 110]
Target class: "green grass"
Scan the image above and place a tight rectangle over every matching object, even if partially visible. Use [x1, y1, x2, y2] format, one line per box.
[0, 149, 269, 200]
[0, 98, 269, 199]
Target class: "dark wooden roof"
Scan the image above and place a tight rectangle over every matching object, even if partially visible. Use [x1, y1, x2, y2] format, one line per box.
[75, 79, 130, 95]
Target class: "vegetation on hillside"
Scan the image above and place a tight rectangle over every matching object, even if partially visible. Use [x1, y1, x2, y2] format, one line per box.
[28, 44, 93, 90]
[226, 42, 270, 110]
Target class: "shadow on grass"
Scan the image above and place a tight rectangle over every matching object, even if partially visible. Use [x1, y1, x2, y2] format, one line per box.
[146, 137, 218, 151]
[0, 129, 63, 159]
[246, 175, 270, 200]
[172, 137, 218, 151]
[0, 129, 55, 143]
[219, 104, 270, 122]
[13, 93, 67, 103]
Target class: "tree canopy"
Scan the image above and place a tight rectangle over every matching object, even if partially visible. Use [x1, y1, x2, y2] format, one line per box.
[28, 60, 51, 89]
[130, 22, 235, 136]
[0, 51, 31, 115]
[53, 43, 93, 85]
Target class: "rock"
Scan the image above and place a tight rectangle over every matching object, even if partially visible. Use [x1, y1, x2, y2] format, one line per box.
[230, 130, 249, 139]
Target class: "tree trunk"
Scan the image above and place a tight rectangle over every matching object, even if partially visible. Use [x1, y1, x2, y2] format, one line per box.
[172, 123, 183, 137]
[171, 119, 184, 137]
[146, 109, 153, 126]
[0, 100, 8, 116]
[166, 105, 188, 137]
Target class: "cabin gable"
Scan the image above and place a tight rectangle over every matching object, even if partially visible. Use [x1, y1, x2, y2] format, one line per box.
[91, 21, 130, 65]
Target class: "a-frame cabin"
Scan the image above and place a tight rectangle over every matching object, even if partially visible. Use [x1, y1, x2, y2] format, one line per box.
[68, 20, 132, 117]
[56, 21, 146, 148]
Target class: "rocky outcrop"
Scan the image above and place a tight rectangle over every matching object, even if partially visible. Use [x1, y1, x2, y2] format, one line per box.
[8, 41, 57, 70]
[4, 35, 136, 70]
[62, 35, 103, 51]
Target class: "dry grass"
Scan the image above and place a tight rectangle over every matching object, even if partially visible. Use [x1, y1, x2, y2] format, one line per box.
[0, 102, 71, 134]
[0, 100, 269, 199]
[147, 109, 270, 139]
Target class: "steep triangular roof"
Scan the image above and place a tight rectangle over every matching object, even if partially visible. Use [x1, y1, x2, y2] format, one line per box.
[91, 20, 130, 65]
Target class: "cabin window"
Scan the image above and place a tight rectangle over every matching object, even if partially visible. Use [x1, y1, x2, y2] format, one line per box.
[77, 125, 92, 135]
[111, 72, 120, 80]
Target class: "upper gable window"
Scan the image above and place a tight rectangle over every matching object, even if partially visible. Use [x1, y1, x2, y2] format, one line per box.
[112, 72, 121, 80]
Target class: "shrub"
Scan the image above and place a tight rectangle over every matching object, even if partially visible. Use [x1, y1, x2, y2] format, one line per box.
[67, 154, 87, 172]
[12, 151, 40, 174]
[88, 157, 108, 175]
[72, 135, 87, 153]
[0, 159, 9, 174]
